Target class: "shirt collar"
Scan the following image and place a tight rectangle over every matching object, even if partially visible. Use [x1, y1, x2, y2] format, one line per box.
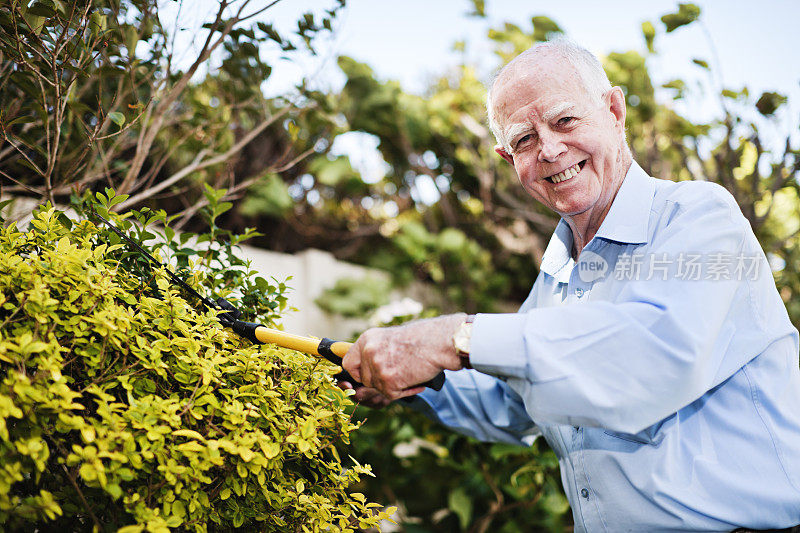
[539, 219, 575, 280]
[539, 161, 656, 278]
[593, 160, 655, 244]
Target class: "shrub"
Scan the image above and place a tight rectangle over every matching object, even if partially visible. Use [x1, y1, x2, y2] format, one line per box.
[0, 201, 391, 531]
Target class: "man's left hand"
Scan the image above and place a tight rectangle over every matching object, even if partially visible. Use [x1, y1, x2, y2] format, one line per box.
[341, 313, 467, 400]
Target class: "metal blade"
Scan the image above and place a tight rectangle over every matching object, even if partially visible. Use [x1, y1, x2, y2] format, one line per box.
[92, 211, 221, 315]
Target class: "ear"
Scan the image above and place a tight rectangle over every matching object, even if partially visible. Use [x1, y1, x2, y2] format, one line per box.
[606, 86, 627, 131]
[495, 145, 514, 165]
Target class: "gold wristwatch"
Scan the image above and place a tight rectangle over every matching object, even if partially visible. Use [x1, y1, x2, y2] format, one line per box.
[453, 315, 475, 369]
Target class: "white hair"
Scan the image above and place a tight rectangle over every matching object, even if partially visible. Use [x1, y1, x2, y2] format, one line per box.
[487, 39, 612, 152]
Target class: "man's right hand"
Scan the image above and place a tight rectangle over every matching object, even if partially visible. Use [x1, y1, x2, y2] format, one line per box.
[337, 380, 393, 409]
[341, 314, 465, 401]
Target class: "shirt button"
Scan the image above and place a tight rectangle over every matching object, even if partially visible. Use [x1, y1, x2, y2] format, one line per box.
[575, 288, 584, 297]
[580, 488, 590, 499]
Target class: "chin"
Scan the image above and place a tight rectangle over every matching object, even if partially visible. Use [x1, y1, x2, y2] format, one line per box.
[553, 198, 595, 217]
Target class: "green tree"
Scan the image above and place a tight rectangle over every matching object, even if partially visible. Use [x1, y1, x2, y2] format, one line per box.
[229, 5, 799, 532]
[0, 0, 342, 222]
[236, 6, 799, 326]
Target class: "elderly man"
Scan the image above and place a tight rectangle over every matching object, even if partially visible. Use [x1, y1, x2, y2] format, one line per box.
[340, 40, 800, 532]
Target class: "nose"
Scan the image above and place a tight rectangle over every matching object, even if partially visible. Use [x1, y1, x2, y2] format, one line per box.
[538, 131, 566, 162]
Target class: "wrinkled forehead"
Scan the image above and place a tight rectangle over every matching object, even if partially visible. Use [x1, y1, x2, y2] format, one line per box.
[503, 100, 576, 135]
[491, 57, 586, 119]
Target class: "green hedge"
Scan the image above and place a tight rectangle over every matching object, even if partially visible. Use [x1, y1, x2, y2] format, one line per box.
[0, 203, 391, 531]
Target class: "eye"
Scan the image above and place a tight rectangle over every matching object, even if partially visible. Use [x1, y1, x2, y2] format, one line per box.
[515, 133, 534, 150]
[556, 116, 575, 126]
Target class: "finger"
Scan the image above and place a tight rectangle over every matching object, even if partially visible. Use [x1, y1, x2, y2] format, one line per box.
[355, 392, 391, 409]
[360, 352, 377, 390]
[342, 346, 362, 383]
[401, 386, 426, 397]
[370, 395, 392, 409]
[386, 386, 424, 402]
[355, 387, 393, 408]
[354, 387, 380, 403]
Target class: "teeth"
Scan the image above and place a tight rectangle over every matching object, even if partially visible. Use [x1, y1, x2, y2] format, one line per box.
[549, 162, 581, 183]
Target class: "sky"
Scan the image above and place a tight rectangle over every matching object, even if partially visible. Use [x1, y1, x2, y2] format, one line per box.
[161, 0, 800, 183]
[259, 0, 799, 104]
[165, 0, 800, 107]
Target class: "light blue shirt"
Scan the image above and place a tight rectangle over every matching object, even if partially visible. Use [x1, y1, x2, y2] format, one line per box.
[415, 162, 800, 531]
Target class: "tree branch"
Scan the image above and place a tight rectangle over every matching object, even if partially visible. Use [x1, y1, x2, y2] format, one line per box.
[116, 107, 291, 210]
[118, 0, 237, 193]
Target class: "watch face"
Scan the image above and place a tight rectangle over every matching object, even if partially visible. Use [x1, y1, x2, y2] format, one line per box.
[454, 322, 472, 354]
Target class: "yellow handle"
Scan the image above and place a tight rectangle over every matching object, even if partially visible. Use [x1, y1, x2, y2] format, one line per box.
[245, 323, 446, 392]
[252, 326, 352, 359]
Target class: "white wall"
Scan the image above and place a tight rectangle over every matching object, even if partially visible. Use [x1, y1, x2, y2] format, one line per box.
[240, 245, 392, 341]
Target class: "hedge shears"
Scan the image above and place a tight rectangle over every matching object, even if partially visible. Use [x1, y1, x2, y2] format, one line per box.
[93, 212, 446, 393]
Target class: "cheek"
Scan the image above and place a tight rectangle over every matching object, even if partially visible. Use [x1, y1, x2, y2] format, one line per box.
[518, 177, 548, 202]
[514, 164, 540, 194]
[514, 157, 539, 181]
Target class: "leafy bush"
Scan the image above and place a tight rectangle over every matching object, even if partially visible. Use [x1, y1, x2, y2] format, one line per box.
[0, 201, 391, 531]
[349, 405, 569, 533]
[315, 276, 392, 319]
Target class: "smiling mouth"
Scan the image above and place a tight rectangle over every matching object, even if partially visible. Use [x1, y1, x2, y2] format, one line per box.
[545, 160, 586, 184]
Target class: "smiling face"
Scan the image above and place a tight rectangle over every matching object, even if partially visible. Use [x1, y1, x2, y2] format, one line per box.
[492, 52, 630, 241]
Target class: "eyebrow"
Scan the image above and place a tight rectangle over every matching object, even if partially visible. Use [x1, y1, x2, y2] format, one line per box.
[503, 121, 533, 147]
[542, 102, 577, 123]
[501, 102, 579, 150]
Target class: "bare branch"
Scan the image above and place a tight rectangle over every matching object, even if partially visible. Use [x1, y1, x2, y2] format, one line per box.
[0, 169, 40, 194]
[0, 123, 37, 162]
[0, 134, 45, 176]
[171, 141, 317, 230]
[118, 0, 235, 194]
[235, 0, 285, 24]
[130, 128, 197, 192]
[270, 145, 316, 173]
[60, 464, 101, 531]
[494, 188, 558, 231]
[116, 107, 291, 210]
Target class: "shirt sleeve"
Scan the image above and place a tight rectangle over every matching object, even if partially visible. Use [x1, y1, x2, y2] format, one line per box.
[469, 183, 783, 434]
[408, 369, 540, 446]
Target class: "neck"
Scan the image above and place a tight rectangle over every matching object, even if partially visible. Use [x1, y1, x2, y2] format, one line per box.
[566, 153, 633, 258]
